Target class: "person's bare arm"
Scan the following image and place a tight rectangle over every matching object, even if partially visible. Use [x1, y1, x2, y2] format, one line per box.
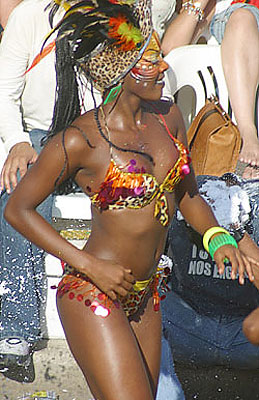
[4, 127, 135, 299]
[176, 175, 258, 284]
[238, 233, 259, 289]
[0, 0, 22, 28]
[170, 104, 257, 285]
[161, 0, 216, 55]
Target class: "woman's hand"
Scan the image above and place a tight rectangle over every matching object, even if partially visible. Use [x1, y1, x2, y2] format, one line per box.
[80, 258, 136, 301]
[213, 245, 259, 285]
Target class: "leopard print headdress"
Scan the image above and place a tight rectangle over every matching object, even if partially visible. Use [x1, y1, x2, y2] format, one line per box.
[47, 0, 152, 92]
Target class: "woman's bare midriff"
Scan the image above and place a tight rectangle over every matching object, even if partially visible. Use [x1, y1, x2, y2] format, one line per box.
[83, 204, 174, 280]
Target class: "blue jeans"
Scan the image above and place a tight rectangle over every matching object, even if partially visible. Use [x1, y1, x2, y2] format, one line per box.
[162, 290, 259, 369]
[156, 334, 185, 400]
[0, 129, 53, 344]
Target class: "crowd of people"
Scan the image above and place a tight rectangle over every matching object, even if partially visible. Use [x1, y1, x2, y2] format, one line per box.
[0, 0, 259, 399]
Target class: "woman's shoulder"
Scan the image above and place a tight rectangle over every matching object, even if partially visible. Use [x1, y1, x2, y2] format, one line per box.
[50, 110, 100, 159]
[67, 110, 99, 143]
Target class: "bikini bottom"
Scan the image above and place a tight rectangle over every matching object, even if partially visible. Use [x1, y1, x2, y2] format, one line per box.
[54, 255, 172, 318]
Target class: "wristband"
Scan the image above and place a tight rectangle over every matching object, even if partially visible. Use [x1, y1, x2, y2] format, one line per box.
[208, 233, 238, 260]
[203, 227, 230, 253]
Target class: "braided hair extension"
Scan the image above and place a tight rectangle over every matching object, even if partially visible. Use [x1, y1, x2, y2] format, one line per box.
[44, 32, 85, 194]
[43, 3, 153, 192]
[94, 106, 154, 164]
[49, 38, 81, 137]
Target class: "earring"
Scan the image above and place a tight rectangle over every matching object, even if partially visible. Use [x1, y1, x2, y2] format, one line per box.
[143, 82, 148, 87]
[104, 83, 122, 105]
[136, 79, 140, 84]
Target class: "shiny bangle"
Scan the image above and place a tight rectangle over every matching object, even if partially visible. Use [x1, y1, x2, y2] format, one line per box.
[203, 227, 230, 253]
[181, 1, 204, 21]
[208, 233, 238, 260]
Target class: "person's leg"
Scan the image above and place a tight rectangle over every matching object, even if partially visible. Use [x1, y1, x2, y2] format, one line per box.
[220, 7, 259, 178]
[57, 286, 160, 400]
[161, 290, 221, 366]
[0, 129, 53, 365]
[162, 290, 259, 369]
[215, 314, 259, 368]
[156, 334, 185, 400]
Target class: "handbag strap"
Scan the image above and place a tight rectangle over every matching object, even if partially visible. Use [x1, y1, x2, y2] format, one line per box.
[207, 66, 233, 118]
[197, 66, 233, 118]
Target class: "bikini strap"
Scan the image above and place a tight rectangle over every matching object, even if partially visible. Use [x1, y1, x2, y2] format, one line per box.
[147, 102, 176, 141]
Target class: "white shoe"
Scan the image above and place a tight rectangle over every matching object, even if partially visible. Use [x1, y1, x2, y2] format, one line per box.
[0, 337, 31, 367]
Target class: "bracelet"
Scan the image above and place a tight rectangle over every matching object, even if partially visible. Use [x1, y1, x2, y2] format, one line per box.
[181, 1, 204, 21]
[208, 233, 238, 260]
[203, 226, 230, 253]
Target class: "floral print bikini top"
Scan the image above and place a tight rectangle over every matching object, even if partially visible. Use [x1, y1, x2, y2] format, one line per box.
[90, 115, 191, 227]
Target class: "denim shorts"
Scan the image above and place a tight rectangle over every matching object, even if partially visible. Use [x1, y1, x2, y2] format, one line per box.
[210, 3, 259, 44]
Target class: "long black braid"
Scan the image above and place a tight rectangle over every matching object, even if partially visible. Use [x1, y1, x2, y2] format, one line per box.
[45, 14, 154, 193]
[49, 39, 81, 137]
[45, 33, 83, 194]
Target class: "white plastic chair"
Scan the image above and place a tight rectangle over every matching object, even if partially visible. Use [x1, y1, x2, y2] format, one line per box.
[164, 44, 231, 129]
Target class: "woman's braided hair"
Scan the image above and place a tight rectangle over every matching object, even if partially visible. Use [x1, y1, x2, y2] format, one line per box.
[44, 0, 154, 193]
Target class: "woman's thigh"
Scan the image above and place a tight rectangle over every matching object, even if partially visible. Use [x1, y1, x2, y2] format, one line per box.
[57, 289, 158, 400]
[210, 4, 259, 44]
[129, 294, 162, 396]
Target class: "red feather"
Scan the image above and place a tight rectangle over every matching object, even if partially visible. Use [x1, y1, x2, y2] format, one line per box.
[25, 40, 56, 74]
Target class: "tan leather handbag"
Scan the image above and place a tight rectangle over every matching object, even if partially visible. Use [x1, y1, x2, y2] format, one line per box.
[187, 96, 242, 176]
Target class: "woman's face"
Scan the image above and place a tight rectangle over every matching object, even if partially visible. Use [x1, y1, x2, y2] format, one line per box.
[127, 31, 168, 99]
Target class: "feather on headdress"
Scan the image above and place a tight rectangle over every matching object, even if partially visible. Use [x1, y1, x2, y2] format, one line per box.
[47, 0, 144, 55]
[46, 0, 152, 90]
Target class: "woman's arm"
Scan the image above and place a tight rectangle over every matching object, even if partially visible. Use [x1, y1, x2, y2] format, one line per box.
[4, 127, 134, 299]
[238, 233, 259, 289]
[175, 177, 257, 284]
[161, 0, 216, 55]
[172, 112, 256, 283]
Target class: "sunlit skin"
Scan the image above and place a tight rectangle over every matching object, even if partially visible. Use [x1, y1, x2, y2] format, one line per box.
[5, 31, 259, 400]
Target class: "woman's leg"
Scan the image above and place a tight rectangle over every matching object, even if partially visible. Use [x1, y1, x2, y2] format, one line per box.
[129, 295, 162, 397]
[221, 8, 259, 178]
[57, 289, 160, 400]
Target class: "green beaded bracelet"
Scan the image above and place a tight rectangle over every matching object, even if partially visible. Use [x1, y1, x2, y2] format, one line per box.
[208, 233, 238, 260]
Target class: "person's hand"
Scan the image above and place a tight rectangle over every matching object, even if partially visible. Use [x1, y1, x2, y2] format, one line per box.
[0, 142, 38, 193]
[248, 257, 259, 290]
[237, 232, 259, 289]
[213, 245, 258, 285]
[81, 258, 136, 301]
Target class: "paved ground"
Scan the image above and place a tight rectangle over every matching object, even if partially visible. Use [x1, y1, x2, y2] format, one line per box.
[175, 362, 259, 400]
[1, 339, 93, 400]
